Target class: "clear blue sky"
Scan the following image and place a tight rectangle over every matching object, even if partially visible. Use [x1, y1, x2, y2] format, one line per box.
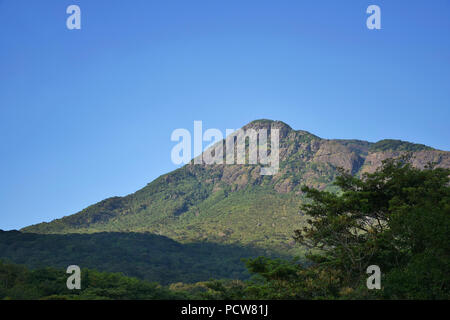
[1, 0, 449, 230]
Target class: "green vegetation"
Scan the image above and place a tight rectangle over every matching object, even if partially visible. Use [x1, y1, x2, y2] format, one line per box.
[21, 186, 308, 255]
[0, 259, 253, 300]
[369, 139, 433, 152]
[240, 157, 450, 299]
[0, 260, 183, 300]
[0, 231, 270, 285]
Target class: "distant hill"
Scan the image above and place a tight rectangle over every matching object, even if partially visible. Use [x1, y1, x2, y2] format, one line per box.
[22, 120, 450, 255]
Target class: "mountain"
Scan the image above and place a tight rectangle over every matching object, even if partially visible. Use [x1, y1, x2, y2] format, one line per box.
[22, 120, 450, 255]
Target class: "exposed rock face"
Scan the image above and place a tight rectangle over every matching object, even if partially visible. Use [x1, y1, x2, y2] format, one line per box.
[187, 119, 449, 193]
[361, 150, 449, 174]
[312, 141, 365, 174]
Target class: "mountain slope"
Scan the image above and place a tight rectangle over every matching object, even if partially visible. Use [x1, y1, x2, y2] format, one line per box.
[22, 120, 450, 254]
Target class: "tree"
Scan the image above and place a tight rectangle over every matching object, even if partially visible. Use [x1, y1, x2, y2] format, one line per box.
[294, 156, 450, 299]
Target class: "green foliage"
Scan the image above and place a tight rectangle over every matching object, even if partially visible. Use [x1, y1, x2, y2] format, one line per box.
[186, 279, 247, 300]
[23, 186, 308, 256]
[0, 231, 268, 285]
[369, 139, 432, 152]
[239, 257, 341, 299]
[237, 158, 449, 300]
[0, 260, 183, 300]
[294, 157, 450, 299]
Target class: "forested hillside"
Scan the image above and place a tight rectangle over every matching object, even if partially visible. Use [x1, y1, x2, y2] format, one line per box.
[0, 231, 270, 285]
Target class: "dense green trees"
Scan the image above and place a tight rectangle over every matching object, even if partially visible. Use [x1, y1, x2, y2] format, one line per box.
[0, 260, 184, 300]
[0, 231, 268, 285]
[240, 157, 450, 299]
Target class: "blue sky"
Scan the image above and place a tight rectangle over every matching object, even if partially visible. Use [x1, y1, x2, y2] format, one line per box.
[0, 0, 449, 230]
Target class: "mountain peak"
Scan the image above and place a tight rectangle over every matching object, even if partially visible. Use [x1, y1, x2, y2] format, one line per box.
[243, 119, 292, 130]
[241, 119, 295, 140]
